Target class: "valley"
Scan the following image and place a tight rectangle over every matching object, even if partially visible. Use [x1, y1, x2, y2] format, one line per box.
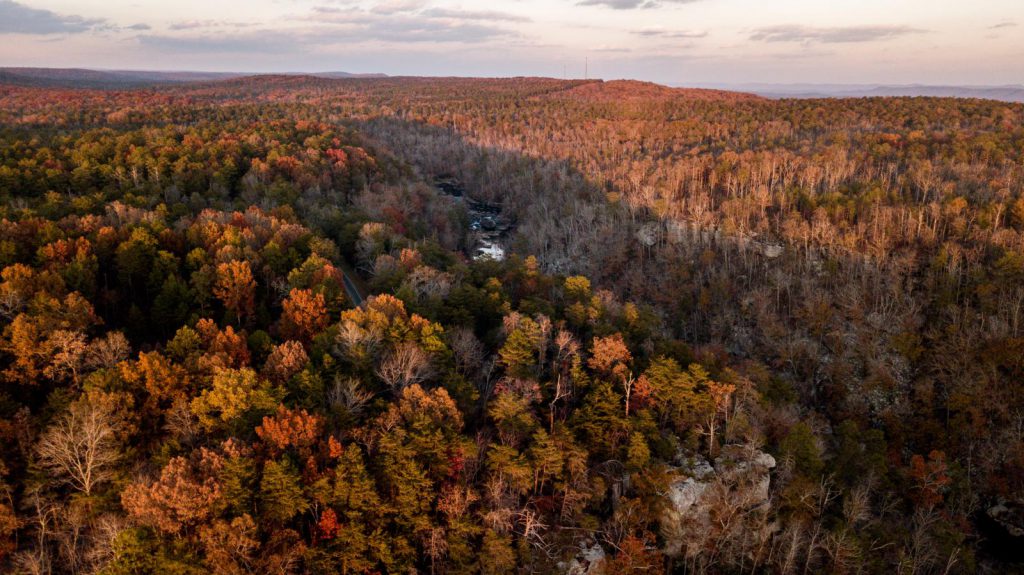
[0, 72, 1021, 574]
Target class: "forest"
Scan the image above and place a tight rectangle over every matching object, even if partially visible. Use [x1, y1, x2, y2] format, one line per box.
[0, 74, 1021, 574]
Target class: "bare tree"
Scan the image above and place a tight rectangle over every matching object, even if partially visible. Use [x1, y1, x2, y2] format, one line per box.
[449, 327, 485, 377]
[335, 320, 382, 365]
[328, 375, 375, 415]
[403, 266, 452, 300]
[0, 288, 23, 320]
[376, 342, 435, 393]
[422, 526, 448, 575]
[84, 513, 128, 570]
[16, 487, 59, 575]
[549, 330, 579, 431]
[165, 397, 201, 444]
[44, 330, 88, 385]
[35, 397, 121, 496]
[85, 332, 131, 370]
[355, 222, 389, 272]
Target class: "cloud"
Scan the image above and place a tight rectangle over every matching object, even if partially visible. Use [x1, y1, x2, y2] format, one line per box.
[576, 0, 700, 9]
[308, 6, 378, 25]
[138, 32, 290, 54]
[169, 21, 206, 31]
[139, 11, 519, 55]
[0, 0, 105, 34]
[294, 5, 521, 44]
[749, 24, 926, 44]
[633, 28, 707, 39]
[989, 21, 1016, 29]
[421, 8, 531, 23]
[124, 23, 151, 31]
[371, 0, 427, 15]
[167, 19, 258, 31]
[362, 18, 518, 43]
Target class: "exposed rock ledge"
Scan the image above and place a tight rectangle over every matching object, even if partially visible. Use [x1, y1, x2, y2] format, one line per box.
[661, 445, 776, 557]
[988, 499, 1024, 539]
[559, 539, 606, 575]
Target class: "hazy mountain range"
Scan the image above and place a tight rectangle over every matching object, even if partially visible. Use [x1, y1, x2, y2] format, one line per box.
[0, 67, 386, 89]
[695, 82, 1024, 103]
[3, 68, 1023, 105]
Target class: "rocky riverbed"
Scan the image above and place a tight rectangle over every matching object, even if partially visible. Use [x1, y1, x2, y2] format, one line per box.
[435, 176, 513, 261]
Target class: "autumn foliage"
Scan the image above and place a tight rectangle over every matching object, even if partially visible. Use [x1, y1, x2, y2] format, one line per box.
[0, 75, 1015, 573]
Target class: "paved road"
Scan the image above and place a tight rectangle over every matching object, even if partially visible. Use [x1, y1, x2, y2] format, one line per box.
[341, 270, 365, 307]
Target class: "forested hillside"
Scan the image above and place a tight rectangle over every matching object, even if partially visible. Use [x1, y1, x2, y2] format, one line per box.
[0, 76, 1021, 574]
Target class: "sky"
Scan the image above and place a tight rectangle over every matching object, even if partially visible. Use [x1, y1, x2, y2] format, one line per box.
[0, 0, 1021, 86]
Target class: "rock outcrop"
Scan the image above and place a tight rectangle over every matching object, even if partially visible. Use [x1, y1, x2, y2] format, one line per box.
[661, 445, 776, 557]
[988, 499, 1024, 539]
[560, 540, 606, 575]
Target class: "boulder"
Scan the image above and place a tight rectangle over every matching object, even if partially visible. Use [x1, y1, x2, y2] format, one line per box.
[636, 222, 661, 247]
[760, 242, 784, 258]
[988, 499, 1024, 539]
[560, 540, 606, 575]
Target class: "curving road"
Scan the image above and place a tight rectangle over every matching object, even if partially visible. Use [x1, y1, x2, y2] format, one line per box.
[341, 271, 364, 307]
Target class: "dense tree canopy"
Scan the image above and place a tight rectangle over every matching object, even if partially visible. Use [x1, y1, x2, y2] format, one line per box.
[0, 75, 1019, 573]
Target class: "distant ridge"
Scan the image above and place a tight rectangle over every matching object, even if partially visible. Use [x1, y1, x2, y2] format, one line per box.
[315, 71, 389, 79]
[0, 67, 387, 89]
[701, 82, 1024, 104]
[547, 80, 761, 103]
[3, 70, 1020, 104]
[0, 67, 241, 89]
